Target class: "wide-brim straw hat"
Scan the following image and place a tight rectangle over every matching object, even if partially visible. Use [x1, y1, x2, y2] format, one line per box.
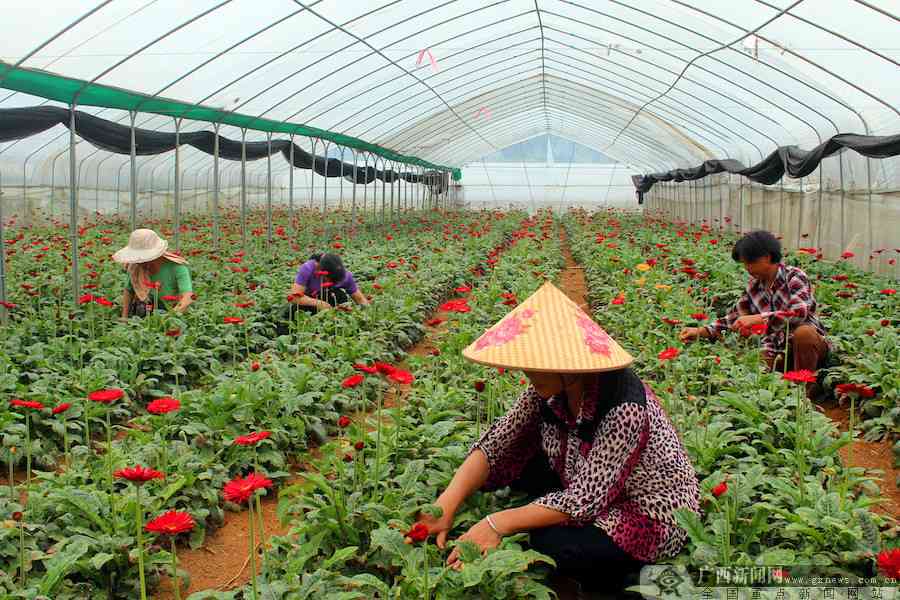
[112, 229, 168, 264]
[462, 281, 634, 373]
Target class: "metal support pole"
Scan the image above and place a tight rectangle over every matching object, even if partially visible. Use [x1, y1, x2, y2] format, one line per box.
[129, 111, 138, 231]
[362, 153, 369, 219]
[69, 106, 80, 304]
[266, 132, 273, 248]
[174, 118, 182, 251]
[0, 167, 6, 323]
[351, 150, 358, 231]
[816, 168, 823, 252]
[838, 152, 845, 252]
[389, 160, 395, 222]
[288, 135, 295, 237]
[240, 129, 247, 250]
[738, 177, 744, 234]
[213, 123, 221, 249]
[380, 158, 387, 225]
[865, 156, 873, 268]
[797, 177, 804, 247]
[338, 146, 345, 213]
[779, 177, 785, 238]
[309, 138, 317, 212]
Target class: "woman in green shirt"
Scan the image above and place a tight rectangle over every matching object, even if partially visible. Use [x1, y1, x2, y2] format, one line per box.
[112, 229, 194, 318]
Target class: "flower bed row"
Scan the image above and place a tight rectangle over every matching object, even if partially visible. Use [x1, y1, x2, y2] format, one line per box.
[563, 210, 898, 584]
[0, 209, 532, 597]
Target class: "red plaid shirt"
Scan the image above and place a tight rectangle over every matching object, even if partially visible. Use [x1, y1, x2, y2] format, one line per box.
[705, 263, 827, 356]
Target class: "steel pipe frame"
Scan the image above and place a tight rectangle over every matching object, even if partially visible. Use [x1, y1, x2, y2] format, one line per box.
[0, 167, 5, 323]
[442, 97, 668, 172]
[7, 0, 892, 185]
[290, 1, 501, 159]
[369, 58, 677, 161]
[398, 76, 692, 169]
[361, 37, 767, 163]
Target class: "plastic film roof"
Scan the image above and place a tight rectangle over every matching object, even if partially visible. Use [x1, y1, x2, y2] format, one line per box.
[0, 0, 898, 184]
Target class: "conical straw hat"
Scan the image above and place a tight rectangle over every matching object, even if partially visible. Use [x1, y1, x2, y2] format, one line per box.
[462, 281, 633, 373]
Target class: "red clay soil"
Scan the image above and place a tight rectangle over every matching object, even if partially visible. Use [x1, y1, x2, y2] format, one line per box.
[558, 227, 590, 309]
[820, 402, 899, 521]
[154, 305, 450, 597]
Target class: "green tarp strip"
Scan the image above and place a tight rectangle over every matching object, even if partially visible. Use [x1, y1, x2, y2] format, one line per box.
[0, 62, 462, 181]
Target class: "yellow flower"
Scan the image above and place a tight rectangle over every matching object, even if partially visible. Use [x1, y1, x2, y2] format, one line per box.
[636, 263, 651, 272]
[654, 284, 672, 291]
[635, 277, 647, 287]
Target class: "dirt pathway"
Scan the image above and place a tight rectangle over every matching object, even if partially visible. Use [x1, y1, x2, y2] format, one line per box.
[154, 307, 455, 597]
[557, 226, 590, 309]
[822, 403, 899, 522]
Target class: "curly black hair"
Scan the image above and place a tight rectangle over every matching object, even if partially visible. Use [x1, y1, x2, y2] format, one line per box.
[731, 230, 782, 264]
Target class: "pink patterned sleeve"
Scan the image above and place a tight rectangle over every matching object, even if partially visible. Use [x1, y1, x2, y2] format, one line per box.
[532, 402, 645, 523]
[470, 389, 542, 490]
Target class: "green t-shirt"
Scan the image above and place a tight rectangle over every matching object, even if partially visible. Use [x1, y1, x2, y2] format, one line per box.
[126, 262, 193, 305]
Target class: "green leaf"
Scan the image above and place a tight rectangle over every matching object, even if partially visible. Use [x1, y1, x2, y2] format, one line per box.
[323, 546, 358, 570]
[39, 538, 90, 594]
[369, 526, 410, 562]
[673, 508, 713, 546]
[90, 551, 115, 570]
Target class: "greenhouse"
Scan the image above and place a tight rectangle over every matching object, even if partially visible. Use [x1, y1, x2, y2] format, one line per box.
[0, 1, 898, 598]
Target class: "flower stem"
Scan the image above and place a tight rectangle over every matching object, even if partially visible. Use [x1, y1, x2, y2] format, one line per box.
[83, 402, 91, 459]
[171, 537, 181, 600]
[374, 391, 383, 490]
[24, 413, 31, 495]
[62, 413, 70, 467]
[253, 453, 267, 583]
[8, 453, 15, 500]
[248, 499, 258, 600]
[18, 512, 26, 586]
[423, 539, 430, 600]
[106, 410, 115, 523]
[135, 486, 147, 600]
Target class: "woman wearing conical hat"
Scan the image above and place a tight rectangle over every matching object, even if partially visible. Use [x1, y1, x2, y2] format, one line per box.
[113, 229, 194, 318]
[414, 282, 700, 595]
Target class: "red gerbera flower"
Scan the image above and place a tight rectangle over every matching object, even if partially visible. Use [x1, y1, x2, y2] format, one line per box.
[223, 472, 272, 504]
[405, 522, 429, 543]
[165, 328, 181, 337]
[690, 313, 708, 321]
[114, 465, 165, 484]
[658, 347, 680, 361]
[425, 317, 445, 327]
[88, 388, 124, 403]
[78, 293, 95, 305]
[147, 397, 180, 415]
[611, 293, 625, 305]
[234, 302, 254, 309]
[662, 317, 682, 326]
[783, 370, 817, 384]
[834, 383, 875, 398]
[353, 363, 378, 374]
[52, 402, 71, 415]
[161, 295, 181, 302]
[876, 548, 900, 579]
[338, 415, 352, 428]
[840, 251, 854, 259]
[748, 323, 768, 336]
[223, 317, 244, 325]
[454, 285, 472, 294]
[354, 440, 365, 451]
[10, 399, 44, 410]
[473, 381, 486, 393]
[388, 369, 414, 385]
[711, 481, 728, 497]
[374, 362, 397, 376]
[145, 510, 195, 536]
[233, 431, 271, 446]
[881, 288, 897, 295]
[342, 374, 365, 388]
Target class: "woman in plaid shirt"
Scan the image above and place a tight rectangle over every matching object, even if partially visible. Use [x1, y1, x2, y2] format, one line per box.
[680, 231, 829, 399]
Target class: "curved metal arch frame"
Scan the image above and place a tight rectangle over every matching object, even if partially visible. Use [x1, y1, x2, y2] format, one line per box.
[441, 99, 670, 172]
[388, 76, 686, 168]
[443, 104, 668, 172]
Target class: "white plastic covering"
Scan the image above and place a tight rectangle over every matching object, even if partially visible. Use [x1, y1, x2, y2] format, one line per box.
[0, 0, 897, 212]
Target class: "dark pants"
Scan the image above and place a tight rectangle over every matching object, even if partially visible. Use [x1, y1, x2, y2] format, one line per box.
[764, 324, 829, 399]
[278, 288, 352, 334]
[511, 454, 646, 594]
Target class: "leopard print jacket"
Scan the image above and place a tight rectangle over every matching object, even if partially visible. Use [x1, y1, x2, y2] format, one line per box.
[471, 369, 701, 562]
